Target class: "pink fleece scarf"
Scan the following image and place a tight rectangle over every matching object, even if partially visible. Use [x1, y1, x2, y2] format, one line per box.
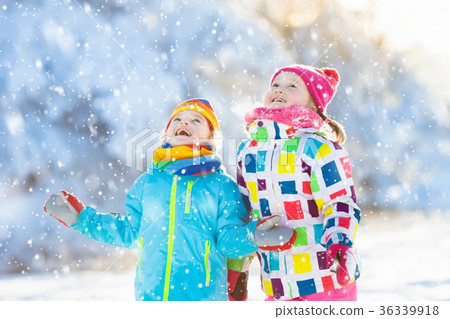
[244, 105, 324, 130]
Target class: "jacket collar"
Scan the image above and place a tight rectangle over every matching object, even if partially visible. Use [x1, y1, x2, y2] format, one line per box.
[248, 119, 318, 141]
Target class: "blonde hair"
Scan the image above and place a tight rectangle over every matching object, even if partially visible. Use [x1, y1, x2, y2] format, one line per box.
[316, 109, 346, 145]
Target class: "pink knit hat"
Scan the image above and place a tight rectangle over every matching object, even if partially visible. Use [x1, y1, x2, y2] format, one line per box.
[270, 64, 340, 113]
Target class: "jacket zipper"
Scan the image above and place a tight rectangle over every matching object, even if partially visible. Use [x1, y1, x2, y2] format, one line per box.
[269, 143, 281, 215]
[163, 174, 178, 301]
[204, 239, 211, 287]
[184, 180, 194, 215]
[138, 237, 144, 282]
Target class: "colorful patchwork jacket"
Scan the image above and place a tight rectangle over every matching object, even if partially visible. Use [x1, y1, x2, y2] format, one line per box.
[72, 166, 258, 301]
[236, 119, 361, 300]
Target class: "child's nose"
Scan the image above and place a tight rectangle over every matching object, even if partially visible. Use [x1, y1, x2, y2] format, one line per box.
[274, 87, 284, 94]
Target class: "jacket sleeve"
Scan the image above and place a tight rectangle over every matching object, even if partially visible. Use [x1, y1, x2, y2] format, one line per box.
[236, 141, 253, 216]
[71, 172, 147, 249]
[215, 174, 258, 259]
[225, 141, 256, 300]
[307, 138, 361, 249]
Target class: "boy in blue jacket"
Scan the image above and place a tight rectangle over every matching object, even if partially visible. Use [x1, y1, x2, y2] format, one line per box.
[44, 99, 296, 301]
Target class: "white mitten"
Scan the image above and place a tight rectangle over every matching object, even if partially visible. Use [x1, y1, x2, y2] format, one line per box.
[44, 190, 85, 227]
[254, 216, 297, 252]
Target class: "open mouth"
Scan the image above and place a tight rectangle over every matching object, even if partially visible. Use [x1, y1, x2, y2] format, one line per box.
[175, 128, 192, 137]
[272, 97, 286, 103]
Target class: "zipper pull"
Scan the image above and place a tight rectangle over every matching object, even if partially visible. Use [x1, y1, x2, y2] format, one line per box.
[185, 180, 194, 215]
[205, 240, 211, 287]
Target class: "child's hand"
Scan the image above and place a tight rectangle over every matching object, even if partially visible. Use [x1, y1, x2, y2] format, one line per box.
[327, 244, 357, 286]
[254, 216, 297, 252]
[44, 190, 85, 227]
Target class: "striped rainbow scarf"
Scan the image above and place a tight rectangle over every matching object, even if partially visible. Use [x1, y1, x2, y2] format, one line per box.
[153, 143, 222, 176]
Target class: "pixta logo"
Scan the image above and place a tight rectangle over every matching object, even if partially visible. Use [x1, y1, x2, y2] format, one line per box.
[126, 129, 161, 173]
[125, 129, 274, 173]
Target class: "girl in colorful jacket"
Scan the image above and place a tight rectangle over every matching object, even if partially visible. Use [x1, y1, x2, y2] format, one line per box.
[235, 65, 361, 301]
[44, 98, 295, 301]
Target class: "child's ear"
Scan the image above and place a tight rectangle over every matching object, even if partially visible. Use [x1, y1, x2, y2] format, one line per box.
[207, 132, 218, 150]
[306, 96, 318, 112]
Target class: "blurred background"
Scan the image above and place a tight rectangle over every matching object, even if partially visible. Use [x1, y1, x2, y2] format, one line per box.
[1, 0, 450, 295]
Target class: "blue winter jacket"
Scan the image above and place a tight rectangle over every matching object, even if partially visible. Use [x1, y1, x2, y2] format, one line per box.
[72, 165, 258, 301]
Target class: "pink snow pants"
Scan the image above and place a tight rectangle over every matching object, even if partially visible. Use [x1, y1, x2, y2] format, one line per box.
[265, 282, 357, 301]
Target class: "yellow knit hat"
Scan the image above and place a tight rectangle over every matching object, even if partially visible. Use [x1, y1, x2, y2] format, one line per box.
[166, 99, 220, 132]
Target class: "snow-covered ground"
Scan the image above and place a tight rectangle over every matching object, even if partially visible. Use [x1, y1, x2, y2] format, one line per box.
[1, 212, 449, 301]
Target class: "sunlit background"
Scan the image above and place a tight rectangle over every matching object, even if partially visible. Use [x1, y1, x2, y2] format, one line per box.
[1, 0, 450, 300]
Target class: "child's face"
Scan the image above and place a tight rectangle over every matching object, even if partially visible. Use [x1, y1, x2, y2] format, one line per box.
[264, 72, 316, 110]
[165, 110, 213, 147]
